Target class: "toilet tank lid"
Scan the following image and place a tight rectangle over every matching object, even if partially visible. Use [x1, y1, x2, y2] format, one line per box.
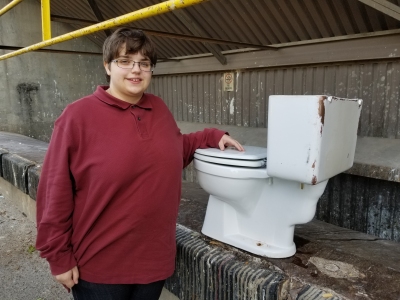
[195, 146, 267, 160]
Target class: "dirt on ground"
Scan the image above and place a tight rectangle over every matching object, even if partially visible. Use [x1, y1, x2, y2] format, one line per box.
[0, 194, 71, 300]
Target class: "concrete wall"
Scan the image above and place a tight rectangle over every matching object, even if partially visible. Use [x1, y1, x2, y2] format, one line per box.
[0, 0, 106, 142]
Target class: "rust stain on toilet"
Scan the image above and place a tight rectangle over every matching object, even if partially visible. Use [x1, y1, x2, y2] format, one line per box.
[318, 96, 326, 136]
[312, 161, 316, 169]
[318, 96, 326, 125]
[311, 175, 317, 185]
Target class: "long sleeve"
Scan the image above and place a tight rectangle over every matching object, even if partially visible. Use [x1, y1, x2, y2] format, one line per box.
[182, 128, 227, 168]
[36, 123, 77, 275]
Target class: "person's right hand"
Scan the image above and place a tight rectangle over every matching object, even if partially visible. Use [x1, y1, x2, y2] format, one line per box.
[54, 266, 79, 289]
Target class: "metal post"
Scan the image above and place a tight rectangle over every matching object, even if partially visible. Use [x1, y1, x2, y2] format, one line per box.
[0, 0, 24, 17]
[0, 0, 209, 61]
[41, 0, 51, 40]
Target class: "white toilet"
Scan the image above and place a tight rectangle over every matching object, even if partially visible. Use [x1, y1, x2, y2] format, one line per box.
[193, 95, 363, 258]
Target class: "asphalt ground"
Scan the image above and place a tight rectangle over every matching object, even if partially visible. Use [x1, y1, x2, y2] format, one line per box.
[0, 193, 71, 300]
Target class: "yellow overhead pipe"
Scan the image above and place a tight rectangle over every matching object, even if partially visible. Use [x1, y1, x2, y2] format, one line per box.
[0, 0, 209, 61]
[41, 0, 51, 40]
[0, 0, 24, 17]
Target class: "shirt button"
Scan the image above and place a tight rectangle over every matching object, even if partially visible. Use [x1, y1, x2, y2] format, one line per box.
[138, 117, 141, 121]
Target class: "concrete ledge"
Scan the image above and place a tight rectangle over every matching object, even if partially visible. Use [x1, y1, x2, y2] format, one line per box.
[2, 154, 36, 194]
[0, 132, 47, 201]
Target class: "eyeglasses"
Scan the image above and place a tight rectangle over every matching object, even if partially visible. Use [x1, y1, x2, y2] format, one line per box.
[111, 59, 154, 72]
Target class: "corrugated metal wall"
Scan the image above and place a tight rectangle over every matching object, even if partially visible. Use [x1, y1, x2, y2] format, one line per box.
[149, 59, 400, 138]
[317, 173, 400, 242]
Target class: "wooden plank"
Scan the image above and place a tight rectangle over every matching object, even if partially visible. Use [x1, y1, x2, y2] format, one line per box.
[266, 0, 298, 41]
[347, 0, 369, 33]
[154, 34, 400, 75]
[319, 1, 343, 36]
[332, 0, 356, 35]
[229, 1, 261, 44]
[245, 0, 277, 44]
[172, 10, 227, 65]
[303, 0, 330, 37]
[252, 0, 285, 44]
[276, 0, 309, 40]
[290, 0, 320, 39]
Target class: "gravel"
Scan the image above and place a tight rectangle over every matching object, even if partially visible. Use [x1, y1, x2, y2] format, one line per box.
[0, 194, 71, 300]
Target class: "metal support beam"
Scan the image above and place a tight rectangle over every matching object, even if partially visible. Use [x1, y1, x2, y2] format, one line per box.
[41, 0, 51, 40]
[50, 15, 276, 50]
[86, 0, 111, 36]
[0, 0, 209, 61]
[0, 44, 101, 55]
[358, 0, 400, 21]
[0, 0, 24, 17]
[172, 9, 227, 65]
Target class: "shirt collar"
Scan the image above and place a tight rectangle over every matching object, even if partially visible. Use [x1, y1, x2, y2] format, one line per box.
[94, 86, 153, 110]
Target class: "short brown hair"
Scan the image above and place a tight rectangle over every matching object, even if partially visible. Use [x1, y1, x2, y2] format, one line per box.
[103, 28, 157, 81]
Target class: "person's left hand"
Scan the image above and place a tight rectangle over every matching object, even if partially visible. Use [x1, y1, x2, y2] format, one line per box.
[218, 134, 245, 151]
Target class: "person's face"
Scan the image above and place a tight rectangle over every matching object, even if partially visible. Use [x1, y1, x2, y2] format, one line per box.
[104, 45, 152, 104]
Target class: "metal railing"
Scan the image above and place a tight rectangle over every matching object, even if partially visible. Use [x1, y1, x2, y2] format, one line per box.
[0, 0, 24, 17]
[41, 0, 51, 40]
[0, 0, 209, 61]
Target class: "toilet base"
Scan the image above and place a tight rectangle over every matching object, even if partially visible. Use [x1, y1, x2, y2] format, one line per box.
[202, 230, 296, 258]
[201, 195, 297, 258]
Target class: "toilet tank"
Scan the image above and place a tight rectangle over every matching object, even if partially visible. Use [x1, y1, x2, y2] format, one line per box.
[266, 95, 362, 185]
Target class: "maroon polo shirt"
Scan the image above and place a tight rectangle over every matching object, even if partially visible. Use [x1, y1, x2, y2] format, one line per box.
[36, 86, 225, 284]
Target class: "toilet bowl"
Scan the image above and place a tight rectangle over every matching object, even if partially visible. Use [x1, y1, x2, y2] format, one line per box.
[193, 95, 363, 258]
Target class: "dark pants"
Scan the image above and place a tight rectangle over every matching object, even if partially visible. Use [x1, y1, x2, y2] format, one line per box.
[72, 279, 166, 300]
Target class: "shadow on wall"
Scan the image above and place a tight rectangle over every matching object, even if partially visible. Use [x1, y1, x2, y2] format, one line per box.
[17, 82, 40, 123]
[16, 82, 47, 139]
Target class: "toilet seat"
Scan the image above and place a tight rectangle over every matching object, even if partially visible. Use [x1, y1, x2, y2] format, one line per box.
[194, 146, 267, 168]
